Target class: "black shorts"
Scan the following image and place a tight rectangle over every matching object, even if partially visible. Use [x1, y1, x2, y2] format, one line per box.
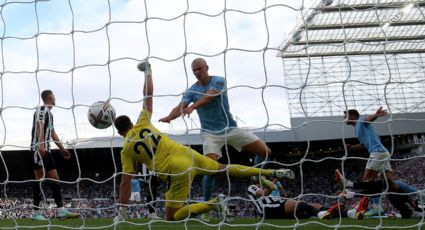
[31, 151, 56, 171]
[264, 201, 292, 219]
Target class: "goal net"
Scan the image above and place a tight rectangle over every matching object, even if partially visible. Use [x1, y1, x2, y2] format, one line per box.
[0, 0, 424, 229]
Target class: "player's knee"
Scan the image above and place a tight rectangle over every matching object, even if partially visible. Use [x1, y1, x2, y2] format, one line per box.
[217, 163, 226, 171]
[266, 146, 272, 156]
[258, 144, 271, 157]
[206, 153, 219, 161]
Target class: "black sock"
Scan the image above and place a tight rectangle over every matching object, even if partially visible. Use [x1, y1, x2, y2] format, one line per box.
[33, 182, 42, 211]
[353, 181, 385, 194]
[49, 182, 63, 208]
[145, 179, 158, 213]
[388, 192, 413, 218]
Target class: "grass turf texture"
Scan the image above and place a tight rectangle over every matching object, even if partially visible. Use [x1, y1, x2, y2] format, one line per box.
[0, 218, 424, 229]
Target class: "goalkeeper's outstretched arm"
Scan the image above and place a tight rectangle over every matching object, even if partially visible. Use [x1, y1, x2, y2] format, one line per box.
[138, 62, 153, 114]
[143, 74, 153, 114]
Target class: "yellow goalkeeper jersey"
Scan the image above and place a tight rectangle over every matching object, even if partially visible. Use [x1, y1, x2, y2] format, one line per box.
[120, 109, 183, 177]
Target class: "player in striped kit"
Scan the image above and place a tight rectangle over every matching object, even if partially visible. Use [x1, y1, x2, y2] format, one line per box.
[30, 90, 79, 220]
[247, 178, 323, 219]
[137, 163, 161, 219]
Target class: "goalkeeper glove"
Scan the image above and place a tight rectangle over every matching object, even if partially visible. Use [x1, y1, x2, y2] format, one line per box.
[137, 61, 152, 77]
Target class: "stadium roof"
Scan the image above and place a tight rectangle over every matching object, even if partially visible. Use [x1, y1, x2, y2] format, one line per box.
[279, 0, 425, 58]
[68, 112, 425, 149]
[2, 111, 425, 151]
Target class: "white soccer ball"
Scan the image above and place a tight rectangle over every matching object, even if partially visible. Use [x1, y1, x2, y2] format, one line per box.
[87, 101, 116, 129]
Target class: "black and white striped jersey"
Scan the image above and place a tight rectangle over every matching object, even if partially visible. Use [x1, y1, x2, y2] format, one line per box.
[31, 106, 54, 152]
[247, 184, 286, 215]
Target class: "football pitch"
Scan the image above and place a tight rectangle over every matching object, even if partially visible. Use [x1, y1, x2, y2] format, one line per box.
[0, 218, 423, 230]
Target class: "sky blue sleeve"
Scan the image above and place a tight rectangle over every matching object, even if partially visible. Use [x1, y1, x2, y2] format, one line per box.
[182, 88, 193, 105]
[209, 76, 225, 92]
[359, 116, 368, 126]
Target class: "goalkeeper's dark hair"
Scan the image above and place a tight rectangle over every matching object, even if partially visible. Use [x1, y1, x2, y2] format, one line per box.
[114, 115, 132, 134]
[344, 109, 360, 119]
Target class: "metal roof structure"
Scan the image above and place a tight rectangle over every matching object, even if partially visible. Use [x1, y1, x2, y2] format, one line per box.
[279, 0, 425, 118]
[67, 112, 425, 148]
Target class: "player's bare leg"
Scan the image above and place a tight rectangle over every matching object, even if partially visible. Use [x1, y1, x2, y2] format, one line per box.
[242, 139, 271, 166]
[242, 140, 271, 158]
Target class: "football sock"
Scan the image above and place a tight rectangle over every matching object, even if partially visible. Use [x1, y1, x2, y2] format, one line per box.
[388, 188, 413, 218]
[49, 182, 63, 208]
[173, 197, 218, 221]
[227, 164, 273, 178]
[353, 181, 384, 194]
[395, 179, 418, 193]
[33, 182, 42, 211]
[146, 180, 158, 213]
[202, 175, 215, 201]
[370, 196, 381, 207]
[254, 155, 265, 166]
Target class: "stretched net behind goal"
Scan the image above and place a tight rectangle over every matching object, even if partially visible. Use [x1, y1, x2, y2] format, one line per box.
[0, 0, 424, 229]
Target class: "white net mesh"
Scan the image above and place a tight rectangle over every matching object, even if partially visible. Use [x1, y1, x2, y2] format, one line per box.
[0, 0, 424, 229]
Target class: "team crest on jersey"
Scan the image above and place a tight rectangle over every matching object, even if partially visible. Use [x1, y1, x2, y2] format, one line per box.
[216, 81, 224, 87]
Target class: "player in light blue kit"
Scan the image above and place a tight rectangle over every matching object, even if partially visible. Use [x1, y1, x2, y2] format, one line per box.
[343, 107, 395, 189]
[130, 177, 142, 202]
[160, 58, 272, 221]
[337, 107, 423, 219]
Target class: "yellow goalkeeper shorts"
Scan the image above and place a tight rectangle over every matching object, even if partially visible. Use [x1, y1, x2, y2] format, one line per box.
[164, 147, 219, 208]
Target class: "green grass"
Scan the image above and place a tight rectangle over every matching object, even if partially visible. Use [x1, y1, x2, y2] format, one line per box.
[0, 218, 424, 229]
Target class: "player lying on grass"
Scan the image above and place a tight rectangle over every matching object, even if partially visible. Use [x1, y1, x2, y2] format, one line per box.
[113, 61, 295, 222]
[247, 176, 326, 219]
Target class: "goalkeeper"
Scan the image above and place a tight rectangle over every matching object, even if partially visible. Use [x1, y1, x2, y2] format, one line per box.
[113, 61, 294, 222]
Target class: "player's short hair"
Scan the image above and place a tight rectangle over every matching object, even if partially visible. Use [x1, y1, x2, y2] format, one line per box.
[344, 109, 359, 119]
[192, 58, 208, 67]
[41, 90, 53, 103]
[114, 115, 132, 134]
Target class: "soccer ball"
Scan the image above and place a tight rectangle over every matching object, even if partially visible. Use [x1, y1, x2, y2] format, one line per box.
[87, 101, 116, 129]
